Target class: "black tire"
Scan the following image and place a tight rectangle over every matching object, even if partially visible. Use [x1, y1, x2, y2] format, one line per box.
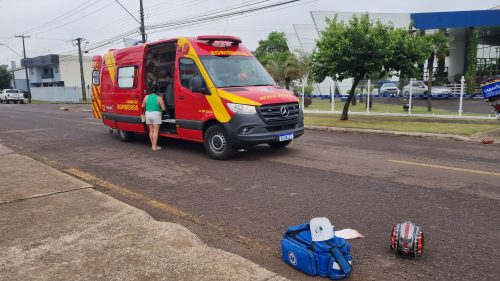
[0, 99, 3, 103]
[20, 101, 24, 104]
[268, 140, 292, 148]
[6, 100, 10, 104]
[203, 124, 235, 160]
[118, 130, 134, 142]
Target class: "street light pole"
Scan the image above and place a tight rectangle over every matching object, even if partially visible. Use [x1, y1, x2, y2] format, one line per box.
[14, 35, 31, 98]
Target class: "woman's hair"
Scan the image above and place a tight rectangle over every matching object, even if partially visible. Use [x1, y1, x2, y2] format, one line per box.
[149, 85, 158, 93]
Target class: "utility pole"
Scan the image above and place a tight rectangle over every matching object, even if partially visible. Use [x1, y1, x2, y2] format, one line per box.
[139, 0, 146, 43]
[74, 38, 87, 102]
[14, 35, 31, 100]
[115, 0, 146, 43]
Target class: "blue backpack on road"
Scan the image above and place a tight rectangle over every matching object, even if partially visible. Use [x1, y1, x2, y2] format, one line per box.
[281, 222, 353, 280]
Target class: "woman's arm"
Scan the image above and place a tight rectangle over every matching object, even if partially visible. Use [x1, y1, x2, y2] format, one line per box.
[158, 95, 167, 112]
[142, 95, 148, 111]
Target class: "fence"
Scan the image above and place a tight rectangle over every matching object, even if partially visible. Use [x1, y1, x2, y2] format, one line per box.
[300, 77, 497, 119]
[31, 86, 86, 102]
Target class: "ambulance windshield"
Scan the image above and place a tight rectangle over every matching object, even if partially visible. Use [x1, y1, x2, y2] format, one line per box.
[200, 56, 275, 88]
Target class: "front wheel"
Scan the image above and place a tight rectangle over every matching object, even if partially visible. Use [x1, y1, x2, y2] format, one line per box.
[118, 130, 134, 142]
[204, 124, 235, 160]
[268, 140, 292, 148]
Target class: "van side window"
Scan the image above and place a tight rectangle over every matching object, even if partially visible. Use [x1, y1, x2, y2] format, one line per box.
[117, 66, 138, 88]
[179, 58, 202, 89]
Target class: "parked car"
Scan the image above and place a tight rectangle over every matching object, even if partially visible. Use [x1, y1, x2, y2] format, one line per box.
[403, 80, 452, 99]
[379, 82, 399, 97]
[0, 89, 25, 104]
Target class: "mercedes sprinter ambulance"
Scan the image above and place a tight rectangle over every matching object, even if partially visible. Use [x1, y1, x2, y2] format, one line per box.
[91, 35, 304, 159]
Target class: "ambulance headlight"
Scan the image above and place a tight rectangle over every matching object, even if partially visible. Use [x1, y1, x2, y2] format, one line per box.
[227, 103, 256, 114]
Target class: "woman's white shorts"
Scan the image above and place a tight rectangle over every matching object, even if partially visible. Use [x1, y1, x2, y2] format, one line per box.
[145, 111, 162, 125]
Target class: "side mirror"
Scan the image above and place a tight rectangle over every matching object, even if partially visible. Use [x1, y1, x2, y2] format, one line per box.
[191, 76, 209, 94]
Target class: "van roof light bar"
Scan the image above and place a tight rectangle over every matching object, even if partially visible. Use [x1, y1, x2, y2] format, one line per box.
[197, 35, 242, 46]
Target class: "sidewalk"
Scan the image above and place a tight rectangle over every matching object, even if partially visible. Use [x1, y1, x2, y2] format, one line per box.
[0, 144, 286, 281]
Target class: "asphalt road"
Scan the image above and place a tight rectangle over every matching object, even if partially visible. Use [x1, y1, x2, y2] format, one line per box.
[1, 103, 499, 281]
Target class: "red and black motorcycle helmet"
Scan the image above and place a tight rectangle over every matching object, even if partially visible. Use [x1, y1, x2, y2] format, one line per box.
[391, 221, 424, 258]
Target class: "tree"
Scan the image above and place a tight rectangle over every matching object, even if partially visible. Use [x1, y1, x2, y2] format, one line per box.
[465, 28, 479, 94]
[254, 31, 290, 67]
[0, 65, 11, 89]
[386, 28, 429, 93]
[423, 31, 450, 112]
[311, 14, 392, 120]
[265, 54, 304, 90]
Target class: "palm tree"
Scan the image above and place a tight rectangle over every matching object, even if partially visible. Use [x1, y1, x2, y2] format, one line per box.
[265, 59, 283, 85]
[266, 54, 307, 90]
[424, 31, 450, 112]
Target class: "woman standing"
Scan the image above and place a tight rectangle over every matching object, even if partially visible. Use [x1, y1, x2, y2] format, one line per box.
[142, 86, 166, 150]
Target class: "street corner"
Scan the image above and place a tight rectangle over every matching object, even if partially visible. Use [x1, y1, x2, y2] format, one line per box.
[0, 143, 14, 156]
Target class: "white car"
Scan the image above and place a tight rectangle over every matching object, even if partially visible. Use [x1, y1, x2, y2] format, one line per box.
[403, 81, 452, 99]
[379, 82, 399, 96]
[0, 89, 25, 104]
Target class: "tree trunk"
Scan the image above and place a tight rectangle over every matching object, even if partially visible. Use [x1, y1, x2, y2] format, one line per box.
[285, 78, 291, 90]
[341, 77, 362, 120]
[427, 52, 434, 112]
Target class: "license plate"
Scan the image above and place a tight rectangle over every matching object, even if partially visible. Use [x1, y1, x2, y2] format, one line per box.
[278, 132, 294, 142]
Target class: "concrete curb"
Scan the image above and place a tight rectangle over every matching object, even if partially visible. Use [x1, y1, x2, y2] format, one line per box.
[304, 125, 473, 142]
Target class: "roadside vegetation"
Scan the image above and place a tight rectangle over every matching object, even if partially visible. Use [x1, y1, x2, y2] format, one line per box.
[304, 113, 498, 136]
[306, 99, 487, 117]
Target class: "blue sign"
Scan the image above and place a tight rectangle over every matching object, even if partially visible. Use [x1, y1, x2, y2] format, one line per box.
[481, 79, 500, 101]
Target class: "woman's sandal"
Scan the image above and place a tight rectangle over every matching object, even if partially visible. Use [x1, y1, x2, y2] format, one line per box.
[152, 146, 162, 151]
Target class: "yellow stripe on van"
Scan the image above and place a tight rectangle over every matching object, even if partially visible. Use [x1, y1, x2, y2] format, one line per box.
[178, 37, 232, 123]
[103, 51, 116, 86]
[217, 90, 261, 106]
[91, 84, 102, 119]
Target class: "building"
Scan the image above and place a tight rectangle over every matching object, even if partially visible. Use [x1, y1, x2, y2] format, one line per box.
[286, 8, 500, 94]
[11, 54, 92, 90]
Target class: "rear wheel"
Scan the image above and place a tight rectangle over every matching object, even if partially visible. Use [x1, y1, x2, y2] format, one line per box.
[268, 140, 292, 148]
[118, 130, 134, 142]
[204, 124, 235, 160]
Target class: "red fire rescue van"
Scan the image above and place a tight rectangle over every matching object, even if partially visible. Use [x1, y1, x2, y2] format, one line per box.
[91, 35, 304, 159]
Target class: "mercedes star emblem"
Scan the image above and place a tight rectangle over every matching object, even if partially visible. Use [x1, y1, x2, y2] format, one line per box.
[280, 106, 290, 117]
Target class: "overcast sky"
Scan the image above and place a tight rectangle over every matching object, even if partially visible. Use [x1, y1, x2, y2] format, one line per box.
[0, 0, 498, 67]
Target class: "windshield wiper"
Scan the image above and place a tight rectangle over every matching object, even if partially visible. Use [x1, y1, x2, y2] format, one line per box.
[247, 84, 275, 86]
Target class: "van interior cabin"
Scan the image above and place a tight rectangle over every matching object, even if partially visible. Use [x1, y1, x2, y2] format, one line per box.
[145, 42, 177, 133]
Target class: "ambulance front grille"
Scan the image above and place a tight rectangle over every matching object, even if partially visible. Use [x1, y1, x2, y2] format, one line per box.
[258, 103, 300, 124]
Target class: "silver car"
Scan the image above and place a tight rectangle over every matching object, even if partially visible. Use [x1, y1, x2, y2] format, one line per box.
[403, 81, 452, 99]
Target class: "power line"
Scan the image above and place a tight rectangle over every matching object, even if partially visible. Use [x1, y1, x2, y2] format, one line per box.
[85, 0, 304, 52]
[26, 0, 104, 34]
[33, 1, 117, 35]
[147, 0, 298, 30]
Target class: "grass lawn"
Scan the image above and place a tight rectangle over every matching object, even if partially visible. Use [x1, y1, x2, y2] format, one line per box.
[304, 113, 499, 136]
[306, 99, 483, 117]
